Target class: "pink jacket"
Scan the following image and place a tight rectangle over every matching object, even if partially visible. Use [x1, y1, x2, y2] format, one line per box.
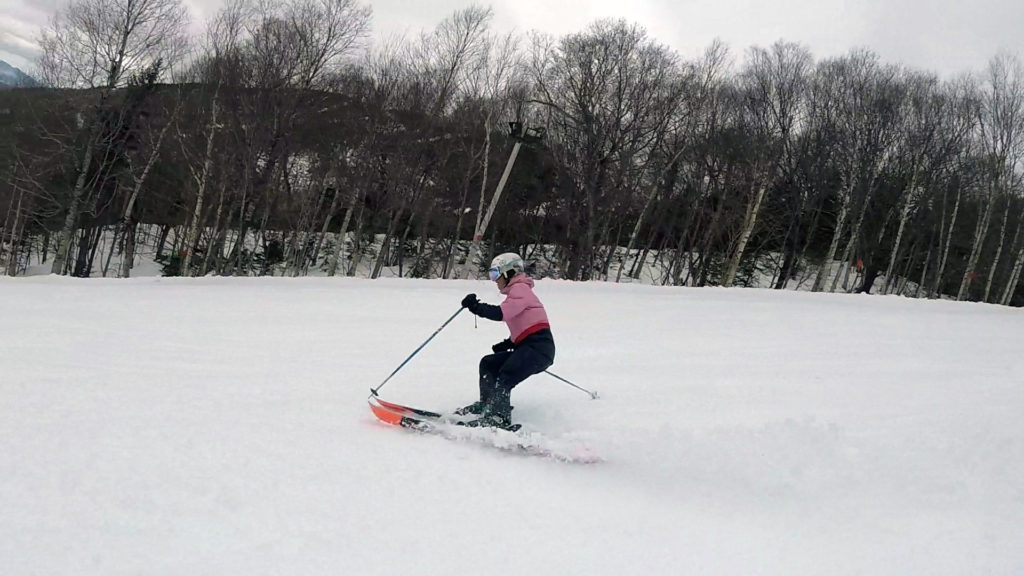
[499, 275, 551, 344]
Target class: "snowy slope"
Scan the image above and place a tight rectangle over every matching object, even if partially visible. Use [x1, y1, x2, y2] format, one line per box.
[1, 276, 1022, 575]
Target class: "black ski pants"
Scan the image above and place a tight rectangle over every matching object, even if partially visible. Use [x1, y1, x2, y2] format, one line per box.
[478, 329, 555, 403]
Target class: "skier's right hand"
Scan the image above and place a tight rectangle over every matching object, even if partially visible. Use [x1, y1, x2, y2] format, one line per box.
[461, 293, 479, 309]
[492, 339, 515, 353]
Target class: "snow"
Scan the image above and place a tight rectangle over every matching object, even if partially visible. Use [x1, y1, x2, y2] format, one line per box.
[1, 275, 1022, 575]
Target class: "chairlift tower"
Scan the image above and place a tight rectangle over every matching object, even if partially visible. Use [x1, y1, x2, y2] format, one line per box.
[465, 119, 546, 278]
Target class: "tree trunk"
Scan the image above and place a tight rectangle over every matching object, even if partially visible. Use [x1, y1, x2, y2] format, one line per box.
[832, 181, 877, 293]
[209, 200, 235, 276]
[408, 202, 436, 278]
[285, 163, 325, 277]
[896, 241, 919, 296]
[999, 218, 1024, 305]
[617, 183, 660, 283]
[690, 179, 727, 287]
[617, 150, 685, 283]
[225, 190, 250, 276]
[40, 230, 49, 264]
[916, 241, 933, 298]
[73, 225, 101, 278]
[983, 199, 1011, 302]
[883, 180, 917, 294]
[958, 189, 997, 300]
[71, 227, 89, 277]
[599, 222, 624, 280]
[116, 118, 173, 277]
[155, 224, 171, 259]
[182, 97, 220, 277]
[445, 173, 474, 279]
[933, 184, 962, 298]
[346, 200, 366, 277]
[102, 221, 121, 277]
[670, 189, 704, 285]
[1, 180, 14, 275]
[372, 207, 401, 279]
[773, 210, 802, 289]
[723, 181, 768, 287]
[52, 133, 98, 275]
[629, 206, 669, 281]
[396, 179, 430, 278]
[88, 226, 105, 277]
[4, 189, 24, 276]
[1001, 248, 1024, 306]
[813, 181, 854, 292]
[253, 204, 272, 276]
[791, 200, 825, 290]
[464, 114, 491, 273]
[307, 183, 342, 276]
[578, 161, 608, 282]
[201, 182, 228, 277]
[327, 187, 360, 277]
[122, 222, 137, 278]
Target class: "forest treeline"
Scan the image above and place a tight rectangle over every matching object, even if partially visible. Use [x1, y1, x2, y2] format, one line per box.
[1, 0, 1022, 305]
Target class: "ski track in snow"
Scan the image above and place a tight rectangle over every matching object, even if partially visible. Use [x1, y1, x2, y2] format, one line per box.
[375, 415, 603, 464]
[1, 275, 1022, 575]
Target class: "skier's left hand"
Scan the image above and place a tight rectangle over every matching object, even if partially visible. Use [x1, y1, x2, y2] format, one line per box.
[461, 293, 479, 309]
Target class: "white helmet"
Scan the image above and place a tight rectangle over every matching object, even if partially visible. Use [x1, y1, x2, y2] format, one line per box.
[488, 252, 524, 281]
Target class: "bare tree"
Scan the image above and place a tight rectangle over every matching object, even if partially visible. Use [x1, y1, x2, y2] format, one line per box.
[530, 19, 680, 280]
[421, 5, 493, 117]
[925, 77, 981, 297]
[327, 40, 405, 277]
[117, 91, 182, 277]
[721, 41, 812, 286]
[37, 0, 189, 275]
[400, 6, 502, 278]
[1001, 184, 1024, 304]
[810, 51, 902, 293]
[177, 0, 246, 277]
[664, 40, 732, 287]
[614, 63, 695, 283]
[183, 0, 370, 277]
[959, 53, 1024, 300]
[881, 73, 948, 293]
[459, 21, 527, 278]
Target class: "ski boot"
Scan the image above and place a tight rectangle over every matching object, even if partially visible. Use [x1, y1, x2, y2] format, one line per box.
[454, 400, 486, 416]
[464, 390, 517, 430]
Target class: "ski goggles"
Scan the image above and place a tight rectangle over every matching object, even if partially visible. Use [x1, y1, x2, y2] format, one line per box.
[488, 267, 502, 281]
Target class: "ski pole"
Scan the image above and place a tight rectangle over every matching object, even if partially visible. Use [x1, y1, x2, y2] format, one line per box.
[370, 306, 466, 397]
[544, 370, 599, 399]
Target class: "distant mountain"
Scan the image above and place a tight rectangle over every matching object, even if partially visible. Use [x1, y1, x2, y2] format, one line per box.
[0, 60, 37, 88]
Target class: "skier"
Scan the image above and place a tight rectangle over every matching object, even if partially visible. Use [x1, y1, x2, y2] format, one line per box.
[458, 252, 555, 428]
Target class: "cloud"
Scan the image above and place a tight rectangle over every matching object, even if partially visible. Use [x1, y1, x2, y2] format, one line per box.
[361, 0, 1024, 76]
[853, 0, 1024, 76]
[0, 34, 40, 72]
[0, 0, 51, 70]
[2, 0, 1022, 77]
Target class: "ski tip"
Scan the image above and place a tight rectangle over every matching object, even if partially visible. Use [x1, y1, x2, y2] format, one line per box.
[368, 398, 403, 426]
[373, 398, 443, 419]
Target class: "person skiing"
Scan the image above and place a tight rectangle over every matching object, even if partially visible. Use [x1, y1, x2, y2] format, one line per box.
[458, 252, 555, 428]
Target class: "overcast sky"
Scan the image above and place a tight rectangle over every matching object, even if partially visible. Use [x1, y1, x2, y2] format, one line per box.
[2, 0, 1023, 77]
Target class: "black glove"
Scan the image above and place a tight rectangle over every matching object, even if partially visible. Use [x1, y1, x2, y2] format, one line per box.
[461, 293, 479, 309]
[492, 339, 515, 353]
